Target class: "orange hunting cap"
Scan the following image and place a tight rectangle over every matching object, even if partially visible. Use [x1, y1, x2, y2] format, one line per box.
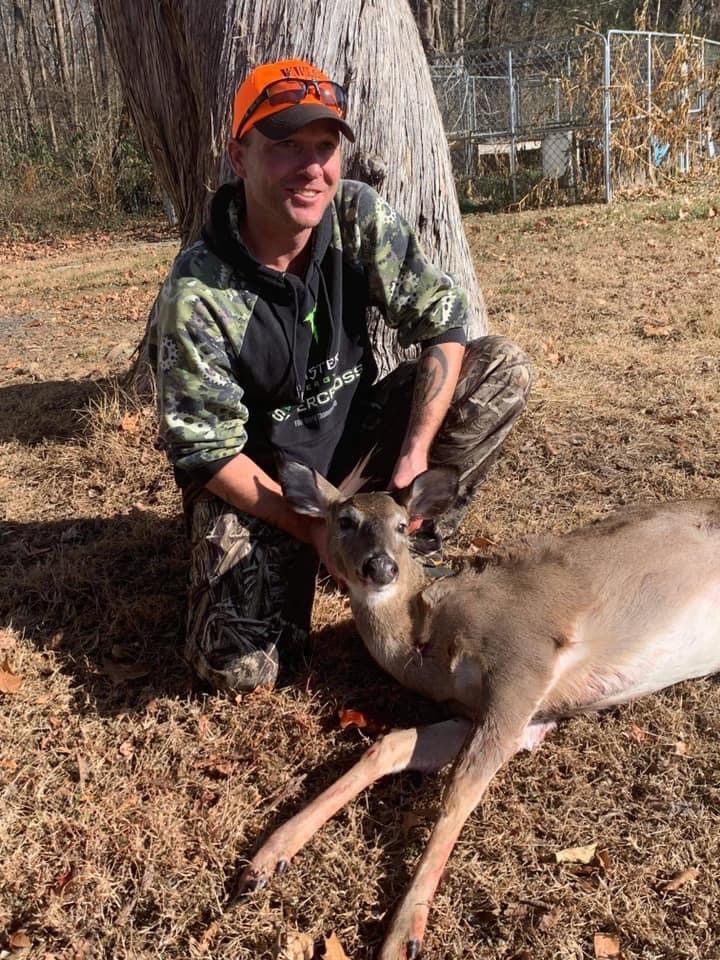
[231, 58, 355, 142]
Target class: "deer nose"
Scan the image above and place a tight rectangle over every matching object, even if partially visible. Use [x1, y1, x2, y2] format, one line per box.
[362, 554, 398, 586]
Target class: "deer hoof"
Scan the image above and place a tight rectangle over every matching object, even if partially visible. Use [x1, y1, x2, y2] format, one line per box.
[406, 940, 421, 959]
[236, 869, 268, 896]
[275, 859, 289, 876]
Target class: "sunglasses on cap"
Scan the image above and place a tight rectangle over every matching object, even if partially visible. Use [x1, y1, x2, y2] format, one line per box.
[235, 77, 348, 140]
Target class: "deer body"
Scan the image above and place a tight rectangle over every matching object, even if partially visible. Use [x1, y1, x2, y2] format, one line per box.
[236, 463, 720, 959]
[348, 498, 720, 721]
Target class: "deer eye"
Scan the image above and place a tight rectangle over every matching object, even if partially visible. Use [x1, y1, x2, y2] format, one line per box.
[396, 521, 408, 535]
[338, 514, 358, 532]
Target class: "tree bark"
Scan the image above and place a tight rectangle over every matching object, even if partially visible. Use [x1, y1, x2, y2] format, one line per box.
[13, 1, 38, 137]
[50, 0, 71, 93]
[30, 0, 59, 151]
[61, 0, 79, 125]
[96, 0, 487, 392]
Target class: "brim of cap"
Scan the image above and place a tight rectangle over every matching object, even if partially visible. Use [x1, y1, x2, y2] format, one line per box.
[254, 104, 355, 142]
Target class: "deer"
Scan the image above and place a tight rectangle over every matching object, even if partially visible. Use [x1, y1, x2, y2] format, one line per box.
[234, 461, 720, 960]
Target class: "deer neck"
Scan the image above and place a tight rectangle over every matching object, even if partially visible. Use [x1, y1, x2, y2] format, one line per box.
[347, 560, 427, 674]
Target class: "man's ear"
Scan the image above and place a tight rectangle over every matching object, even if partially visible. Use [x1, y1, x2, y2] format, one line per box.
[277, 458, 341, 518]
[227, 137, 247, 178]
[393, 467, 459, 518]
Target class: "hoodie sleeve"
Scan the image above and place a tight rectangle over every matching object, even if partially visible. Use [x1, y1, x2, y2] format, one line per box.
[150, 269, 251, 483]
[335, 181, 469, 349]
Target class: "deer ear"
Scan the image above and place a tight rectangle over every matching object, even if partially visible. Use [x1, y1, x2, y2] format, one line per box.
[277, 458, 341, 517]
[396, 467, 459, 518]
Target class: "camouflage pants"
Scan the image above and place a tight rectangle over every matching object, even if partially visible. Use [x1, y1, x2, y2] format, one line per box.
[185, 335, 532, 693]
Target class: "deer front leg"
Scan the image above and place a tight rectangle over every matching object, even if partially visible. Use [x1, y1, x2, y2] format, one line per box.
[379, 713, 539, 960]
[233, 718, 471, 899]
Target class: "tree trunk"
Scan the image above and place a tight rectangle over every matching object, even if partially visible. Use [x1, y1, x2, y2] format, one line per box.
[96, 0, 487, 392]
[30, 0, 59, 151]
[13, 1, 39, 137]
[416, 0, 438, 52]
[50, 0, 71, 93]
[79, 4, 99, 118]
[61, 0, 79, 125]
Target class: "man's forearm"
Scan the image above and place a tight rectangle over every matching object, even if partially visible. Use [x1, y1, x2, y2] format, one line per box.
[392, 341, 464, 488]
[205, 452, 311, 543]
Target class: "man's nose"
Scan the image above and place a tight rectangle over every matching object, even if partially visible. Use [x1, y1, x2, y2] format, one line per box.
[296, 150, 325, 175]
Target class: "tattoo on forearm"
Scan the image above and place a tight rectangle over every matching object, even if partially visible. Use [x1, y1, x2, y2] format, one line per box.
[409, 346, 449, 429]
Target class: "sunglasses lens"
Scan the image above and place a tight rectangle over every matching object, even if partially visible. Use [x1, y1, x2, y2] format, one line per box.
[265, 79, 308, 107]
[317, 82, 347, 115]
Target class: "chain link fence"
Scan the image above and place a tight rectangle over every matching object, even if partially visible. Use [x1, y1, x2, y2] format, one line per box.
[430, 30, 720, 209]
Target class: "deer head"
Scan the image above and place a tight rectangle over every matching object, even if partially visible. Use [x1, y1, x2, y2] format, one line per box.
[278, 459, 458, 593]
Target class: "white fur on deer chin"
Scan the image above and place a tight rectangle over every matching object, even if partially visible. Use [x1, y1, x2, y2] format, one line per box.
[349, 581, 400, 607]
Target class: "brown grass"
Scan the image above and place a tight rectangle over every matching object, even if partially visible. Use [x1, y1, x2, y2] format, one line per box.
[1, 185, 719, 959]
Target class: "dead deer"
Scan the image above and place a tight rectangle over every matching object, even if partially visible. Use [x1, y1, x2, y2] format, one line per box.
[236, 462, 720, 959]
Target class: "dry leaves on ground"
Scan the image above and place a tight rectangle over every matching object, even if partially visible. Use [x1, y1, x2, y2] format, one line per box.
[0, 660, 23, 694]
[594, 932, 621, 958]
[555, 841, 598, 865]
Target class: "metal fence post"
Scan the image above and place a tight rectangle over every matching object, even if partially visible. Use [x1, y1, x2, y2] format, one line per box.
[647, 33, 653, 175]
[507, 48, 517, 203]
[604, 33, 613, 202]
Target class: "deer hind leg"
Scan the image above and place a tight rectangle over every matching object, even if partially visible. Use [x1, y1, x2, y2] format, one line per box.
[233, 718, 471, 899]
[379, 711, 538, 960]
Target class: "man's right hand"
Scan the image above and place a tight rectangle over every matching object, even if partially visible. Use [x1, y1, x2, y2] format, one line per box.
[206, 453, 346, 587]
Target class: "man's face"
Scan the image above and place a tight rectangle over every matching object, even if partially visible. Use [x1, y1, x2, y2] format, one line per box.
[229, 119, 342, 235]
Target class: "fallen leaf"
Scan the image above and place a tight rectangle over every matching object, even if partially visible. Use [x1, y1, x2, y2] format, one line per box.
[471, 533, 496, 550]
[597, 848, 613, 872]
[674, 740, 688, 756]
[627, 723, 653, 743]
[1, 757, 18, 771]
[538, 906, 561, 931]
[545, 351, 565, 365]
[195, 920, 219, 954]
[9, 931, 32, 950]
[277, 929, 314, 960]
[118, 739, 135, 758]
[594, 932, 620, 958]
[323, 933, 351, 960]
[555, 841, 598, 865]
[194, 755, 234, 778]
[642, 323, 674, 338]
[339, 708, 368, 730]
[53, 865, 75, 893]
[119, 412, 140, 433]
[338, 708, 389, 736]
[662, 866, 699, 891]
[0, 661, 23, 694]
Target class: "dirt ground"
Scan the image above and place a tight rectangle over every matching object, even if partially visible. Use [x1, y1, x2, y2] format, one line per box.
[1, 184, 719, 960]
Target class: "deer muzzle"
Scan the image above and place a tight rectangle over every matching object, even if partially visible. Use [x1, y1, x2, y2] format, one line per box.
[361, 553, 399, 587]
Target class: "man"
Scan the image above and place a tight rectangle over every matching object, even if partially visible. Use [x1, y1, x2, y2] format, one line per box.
[150, 57, 531, 694]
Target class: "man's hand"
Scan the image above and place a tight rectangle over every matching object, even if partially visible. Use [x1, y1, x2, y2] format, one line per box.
[304, 516, 346, 587]
[206, 454, 346, 587]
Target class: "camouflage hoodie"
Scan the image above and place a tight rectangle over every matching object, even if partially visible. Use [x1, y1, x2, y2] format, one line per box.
[150, 179, 469, 498]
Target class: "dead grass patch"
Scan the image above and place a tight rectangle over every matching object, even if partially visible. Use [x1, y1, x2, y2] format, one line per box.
[1, 193, 719, 959]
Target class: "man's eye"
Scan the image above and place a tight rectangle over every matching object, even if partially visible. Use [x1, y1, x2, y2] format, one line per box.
[338, 515, 358, 532]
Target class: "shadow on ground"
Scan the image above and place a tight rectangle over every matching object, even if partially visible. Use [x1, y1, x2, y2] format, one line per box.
[0, 377, 116, 444]
[0, 510, 192, 712]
